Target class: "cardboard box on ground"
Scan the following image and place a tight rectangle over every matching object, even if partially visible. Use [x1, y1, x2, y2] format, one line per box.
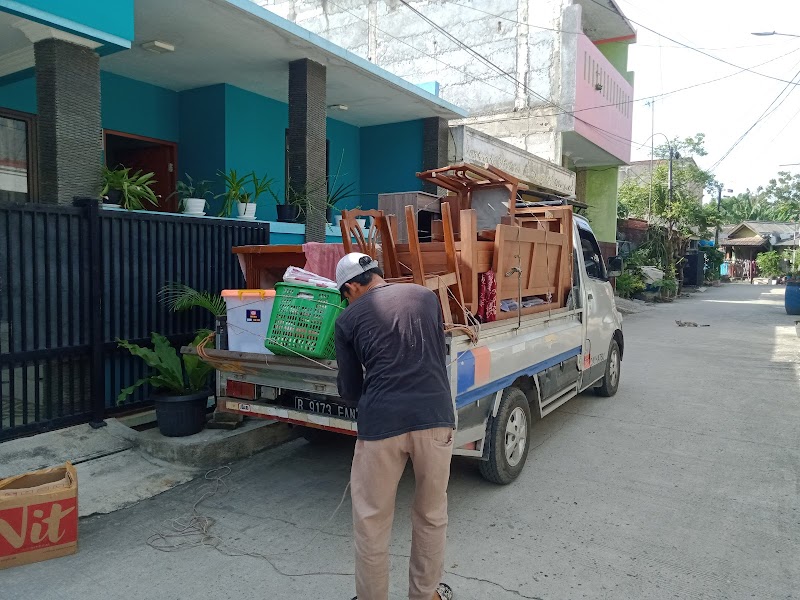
[0, 463, 78, 569]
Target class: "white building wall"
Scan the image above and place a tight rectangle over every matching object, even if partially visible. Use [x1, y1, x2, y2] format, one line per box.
[255, 0, 570, 162]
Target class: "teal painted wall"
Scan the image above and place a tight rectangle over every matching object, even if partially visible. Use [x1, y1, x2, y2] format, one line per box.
[360, 120, 424, 209]
[101, 72, 179, 141]
[223, 85, 287, 221]
[327, 117, 360, 211]
[178, 85, 227, 214]
[0, 75, 35, 113]
[0, 72, 179, 142]
[0, 0, 134, 44]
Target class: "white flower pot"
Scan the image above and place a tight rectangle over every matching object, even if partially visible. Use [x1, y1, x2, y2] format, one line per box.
[236, 202, 257, 220]
[183, 198, 206, 215]
[334, 215, 367, 229]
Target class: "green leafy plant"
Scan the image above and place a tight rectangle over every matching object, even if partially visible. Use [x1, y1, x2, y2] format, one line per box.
[704, 248, 724, 282]
[756, 250, 783, 278]
[116, 332, 214, 404]
[250, 172, 274, 205]
[661, 277, 678, 293]
[101, 166, 159, 210]
[158, 282, 226, 318]
[615, 272, 645, 299]
[170, 174, 213, 210]
[216, 169, 250, 216]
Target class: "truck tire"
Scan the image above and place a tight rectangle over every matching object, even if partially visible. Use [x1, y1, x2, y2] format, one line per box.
[594, 339, 621, 397]
[479, 387, 531, 485]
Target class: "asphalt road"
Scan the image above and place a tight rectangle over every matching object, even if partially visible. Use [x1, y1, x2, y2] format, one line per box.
[6, 284, 799, 599]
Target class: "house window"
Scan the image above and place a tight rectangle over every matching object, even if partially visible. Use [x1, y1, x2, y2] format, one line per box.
[0, 108, 36, 202]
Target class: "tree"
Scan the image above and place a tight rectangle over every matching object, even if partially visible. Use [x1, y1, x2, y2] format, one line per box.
[619, 133, 718, 285]
[717, 189, 777, 224]
[763, 171, 800, 222]
[653, 133, 708, 160]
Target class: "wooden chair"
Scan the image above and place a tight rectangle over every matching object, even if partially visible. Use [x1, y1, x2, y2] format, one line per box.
[404, 203, 467, 325]
[339, 209, 401, 278]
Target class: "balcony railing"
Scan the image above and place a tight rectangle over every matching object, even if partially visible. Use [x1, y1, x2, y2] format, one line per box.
[568, 34, 634, 164]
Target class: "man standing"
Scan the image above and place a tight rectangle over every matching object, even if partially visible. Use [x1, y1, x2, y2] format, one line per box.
[334, 253, 455, 600]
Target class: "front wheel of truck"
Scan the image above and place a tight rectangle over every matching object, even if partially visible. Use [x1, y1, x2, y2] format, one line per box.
[479, 387, 531, 485]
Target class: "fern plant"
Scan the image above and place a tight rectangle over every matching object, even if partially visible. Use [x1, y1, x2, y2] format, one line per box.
[158, 282, 226, 317]
[116, 332, 214, 404]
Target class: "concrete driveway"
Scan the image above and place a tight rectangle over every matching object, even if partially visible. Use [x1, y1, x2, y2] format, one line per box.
[5, 284, 799, 599]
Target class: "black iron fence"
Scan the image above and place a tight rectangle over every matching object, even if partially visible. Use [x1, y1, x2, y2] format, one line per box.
[0, 199, 268, 441]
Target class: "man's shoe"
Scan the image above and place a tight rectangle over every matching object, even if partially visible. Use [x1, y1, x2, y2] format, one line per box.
[350, 583, 452, 600]
[436, 583, 454, 600]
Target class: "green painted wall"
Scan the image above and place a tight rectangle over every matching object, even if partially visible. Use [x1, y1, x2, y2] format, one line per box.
[102, 72, 179, 141]
[597, 42, 634, 85]
[584, 167, 619, 244]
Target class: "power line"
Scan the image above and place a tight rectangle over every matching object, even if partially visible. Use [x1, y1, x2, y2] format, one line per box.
[333, 0, 800, 132]
[583, 0, 800, 86]
[711, 68, 800, 170]
[396, 0, 647, 149]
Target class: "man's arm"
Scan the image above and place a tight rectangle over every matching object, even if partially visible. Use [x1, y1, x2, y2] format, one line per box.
[335, 323, 363, 403]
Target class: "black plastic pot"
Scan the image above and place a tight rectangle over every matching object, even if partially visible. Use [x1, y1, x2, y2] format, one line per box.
[276, 204, 301, 223]
[153, 389, 210, 437]
[104, 189, 122, 206]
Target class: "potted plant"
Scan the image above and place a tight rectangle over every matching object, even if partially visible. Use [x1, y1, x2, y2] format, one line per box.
[101, 166, 159, 210]
[117, 331, 214, 437]
[171, 174, 213, 215]
[276, 183, 307, 223]
[216, 169, 249, 218]
[326, 180, 358, 224]
[246, 171, 273, 221]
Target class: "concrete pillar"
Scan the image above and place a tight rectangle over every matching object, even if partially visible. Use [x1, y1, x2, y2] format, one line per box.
[421, 117, 449, 195]
[34, 38, 102, 205]
[288, 59, 327, 243]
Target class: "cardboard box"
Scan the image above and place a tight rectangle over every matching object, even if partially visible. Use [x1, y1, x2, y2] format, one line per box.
[0, 462, 78, 569]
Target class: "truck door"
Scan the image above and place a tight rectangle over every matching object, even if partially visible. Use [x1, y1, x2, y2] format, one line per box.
[578, 227, 616, 387]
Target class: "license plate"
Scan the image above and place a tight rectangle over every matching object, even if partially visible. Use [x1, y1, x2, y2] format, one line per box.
[294, 396, 358, 420]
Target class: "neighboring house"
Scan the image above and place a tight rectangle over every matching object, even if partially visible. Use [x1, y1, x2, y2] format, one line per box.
[256, 0, 637, 259]
[618, 157, 704, 202]
[720, 221, 800, 261]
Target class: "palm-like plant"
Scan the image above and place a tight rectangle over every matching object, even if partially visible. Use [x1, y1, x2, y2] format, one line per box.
[101, 166, 159, 210]
[158, 282, 226, 317]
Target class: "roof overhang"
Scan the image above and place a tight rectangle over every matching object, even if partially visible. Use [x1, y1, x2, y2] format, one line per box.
[99, 0, 466, 127]
[721, 236, 768, 247]
[575, 0, 637, 44]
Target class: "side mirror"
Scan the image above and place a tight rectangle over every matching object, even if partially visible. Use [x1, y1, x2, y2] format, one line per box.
[607, 256, 623, 278]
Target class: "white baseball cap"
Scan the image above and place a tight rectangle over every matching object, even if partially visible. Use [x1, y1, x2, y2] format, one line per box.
[336, 252, 379, 290]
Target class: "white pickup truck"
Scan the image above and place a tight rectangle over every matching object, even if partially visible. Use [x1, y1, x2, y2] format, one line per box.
[195, 214, 624, 484]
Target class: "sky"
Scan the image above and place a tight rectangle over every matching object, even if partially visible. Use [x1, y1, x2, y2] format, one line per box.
[618, 0, 800, 196]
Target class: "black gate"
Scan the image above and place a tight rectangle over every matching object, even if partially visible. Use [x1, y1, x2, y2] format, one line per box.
[0, 199, 268, 441]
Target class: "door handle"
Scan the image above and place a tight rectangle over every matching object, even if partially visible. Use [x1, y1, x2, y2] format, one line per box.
[588, 293, 594, 300]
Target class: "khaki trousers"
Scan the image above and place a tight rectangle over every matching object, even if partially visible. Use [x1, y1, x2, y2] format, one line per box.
[351, 427, 454, 600]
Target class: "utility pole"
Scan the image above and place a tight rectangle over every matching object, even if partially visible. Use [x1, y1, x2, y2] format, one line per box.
[668, 146, 675, 205]
[715, 183, 722, 247]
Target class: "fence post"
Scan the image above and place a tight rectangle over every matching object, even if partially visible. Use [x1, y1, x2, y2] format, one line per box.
[74, 197, 107, 428]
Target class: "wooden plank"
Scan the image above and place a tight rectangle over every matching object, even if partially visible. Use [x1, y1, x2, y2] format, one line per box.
[459, 209, 478, 313]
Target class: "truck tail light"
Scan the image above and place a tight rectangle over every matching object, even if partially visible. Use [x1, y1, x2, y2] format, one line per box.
[226, 380, 256, 400]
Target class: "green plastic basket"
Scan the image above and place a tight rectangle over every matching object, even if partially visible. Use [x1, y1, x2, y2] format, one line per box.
[265, 282, 347, 360]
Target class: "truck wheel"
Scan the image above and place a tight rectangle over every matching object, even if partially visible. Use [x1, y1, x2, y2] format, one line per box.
[594, 339, 621, 397]
[479, 387, 531, 485]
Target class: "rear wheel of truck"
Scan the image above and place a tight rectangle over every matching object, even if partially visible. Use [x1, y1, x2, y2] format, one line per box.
[479, 387, 531, 485]
[594, 339, 621, 397]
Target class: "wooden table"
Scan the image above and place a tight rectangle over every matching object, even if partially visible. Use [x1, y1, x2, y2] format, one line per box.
[233, 245, 306, 289]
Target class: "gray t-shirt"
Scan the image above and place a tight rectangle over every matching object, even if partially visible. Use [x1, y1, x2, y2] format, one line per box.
[334, 283, 455, 440]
